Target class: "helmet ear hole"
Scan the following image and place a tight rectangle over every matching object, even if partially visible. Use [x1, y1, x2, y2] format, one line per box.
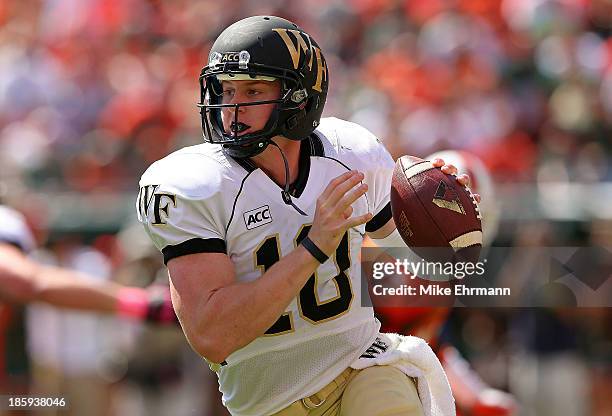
[286, 116, 298, 130]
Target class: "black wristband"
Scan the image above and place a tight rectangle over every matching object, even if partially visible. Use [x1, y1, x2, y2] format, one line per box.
[300, 236, 329, 264]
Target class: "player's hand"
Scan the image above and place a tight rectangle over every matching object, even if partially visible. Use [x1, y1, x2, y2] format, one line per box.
[432, 158, 481, 203]
[117, 285, 178, 325]
[308, 171, 372, 255]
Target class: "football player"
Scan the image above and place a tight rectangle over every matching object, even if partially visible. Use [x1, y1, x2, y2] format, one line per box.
[137, 16, 475, 416]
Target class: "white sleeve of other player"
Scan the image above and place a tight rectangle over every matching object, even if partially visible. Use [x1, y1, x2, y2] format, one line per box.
[0, 205, 36, 252]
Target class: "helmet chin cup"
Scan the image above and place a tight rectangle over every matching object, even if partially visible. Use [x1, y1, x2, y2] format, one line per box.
[222, 138, 268, 158]
[197, 16, 328, 158]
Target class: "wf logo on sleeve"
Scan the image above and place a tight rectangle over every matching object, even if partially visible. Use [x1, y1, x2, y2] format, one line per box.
[243, 205, 273, 230]
[137, 185, 177, 225]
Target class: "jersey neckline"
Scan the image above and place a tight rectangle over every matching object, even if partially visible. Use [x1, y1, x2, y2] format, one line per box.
[230, 133, 325, 199]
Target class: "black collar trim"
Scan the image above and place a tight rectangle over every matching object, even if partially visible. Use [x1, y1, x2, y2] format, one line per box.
[309, 132, 325, 157]
[288, 134, 325, 198]
[231, 154, 257, 173]
[288, 140, 310, 198]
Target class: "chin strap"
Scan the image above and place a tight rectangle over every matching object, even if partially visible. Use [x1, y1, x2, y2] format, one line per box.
[269, 140, 307, 216]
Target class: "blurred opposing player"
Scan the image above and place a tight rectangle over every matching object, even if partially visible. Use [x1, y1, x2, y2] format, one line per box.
[0, 203, 178, 416]
[137, 15, 475, 416]
[372, 150, 516, 416]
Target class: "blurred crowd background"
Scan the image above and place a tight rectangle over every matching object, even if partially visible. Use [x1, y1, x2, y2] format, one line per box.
[0, 0, 610, 415]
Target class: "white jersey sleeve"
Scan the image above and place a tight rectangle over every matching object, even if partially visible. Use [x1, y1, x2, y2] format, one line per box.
[315, 118, 395, 233]
[136, 150, 230, 264]
[360, 127, 395, 224]
[0, 205, 36, 252]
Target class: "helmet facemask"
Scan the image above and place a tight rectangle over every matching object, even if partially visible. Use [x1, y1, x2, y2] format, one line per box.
[198, 63, 308, 158]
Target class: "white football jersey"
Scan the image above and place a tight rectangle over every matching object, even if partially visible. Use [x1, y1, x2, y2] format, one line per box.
[0, 205, 35, 253]
[137, 117, 395, 415]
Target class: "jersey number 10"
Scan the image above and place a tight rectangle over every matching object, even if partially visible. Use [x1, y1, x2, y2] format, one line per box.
[255, 225, 353, 336]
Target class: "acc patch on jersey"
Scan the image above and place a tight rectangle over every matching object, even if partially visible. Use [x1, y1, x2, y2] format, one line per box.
[243, 205, 273, 230]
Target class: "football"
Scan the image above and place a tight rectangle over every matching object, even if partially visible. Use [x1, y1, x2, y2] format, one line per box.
[390, 155, 482, 263]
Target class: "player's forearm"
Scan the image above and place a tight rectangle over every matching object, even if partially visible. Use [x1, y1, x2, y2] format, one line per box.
[31, 265, 120, 312]
[189, 245, 319, 362]
[0, 243, 120, 310]
[31, 265, 176, 324]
